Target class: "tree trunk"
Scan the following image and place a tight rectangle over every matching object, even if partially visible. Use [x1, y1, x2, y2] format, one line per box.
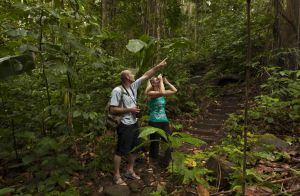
[283, 0, 299, 70]
[152, 0, 156, 37]
[156, 0, 161, 60]
[273, 0, 281, 49]
[194, 0, 201, 44]
[102, 0, 110, 29]
[273, 0, 300, 69]
[281, 0, 299, 48]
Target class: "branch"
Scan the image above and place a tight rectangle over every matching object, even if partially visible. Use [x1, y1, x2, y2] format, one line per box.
[271, 176, 299, 183]
[274, 187, 300, 196]
[210, 190, 234, 196]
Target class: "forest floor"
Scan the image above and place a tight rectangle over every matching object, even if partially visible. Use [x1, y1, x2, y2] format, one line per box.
[93, 87, 246, 196]
[92, 83, 300, 196]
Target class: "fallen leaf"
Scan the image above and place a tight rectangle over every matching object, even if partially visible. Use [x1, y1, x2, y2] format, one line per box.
[196, 184, 210, 196]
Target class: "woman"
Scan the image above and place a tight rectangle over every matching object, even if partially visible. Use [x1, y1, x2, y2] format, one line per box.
[145, 74, 177, 167]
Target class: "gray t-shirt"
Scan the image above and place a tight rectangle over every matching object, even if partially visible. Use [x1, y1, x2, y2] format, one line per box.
[110, 78, 142, 125]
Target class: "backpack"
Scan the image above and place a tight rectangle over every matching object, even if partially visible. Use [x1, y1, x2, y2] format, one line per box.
[105, 86, 125, 130]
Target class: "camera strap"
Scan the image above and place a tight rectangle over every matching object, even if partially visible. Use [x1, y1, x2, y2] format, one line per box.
[122, 85, 137, 106]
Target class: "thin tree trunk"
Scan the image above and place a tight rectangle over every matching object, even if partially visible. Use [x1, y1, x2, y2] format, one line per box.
[243, 0, 251, 195]
[66, 22, 74, 134]
[147, 0, 150, 35]
[102, 0, 109, 29]
[152, 0, 156, 37]
[273, 0, 281, 49]
[194, 0, 201, 44]
[11, 119, 19, 159]
[39, 10, 51, 108]
[156, 0, 161, 60]
[297, 1, 300, 70]
[141, 0, 146, 34]
[39, 8, 51, 136]
[66, 72, 73, 134]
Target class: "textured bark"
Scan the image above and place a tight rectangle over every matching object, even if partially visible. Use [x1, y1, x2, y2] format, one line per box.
[273, 0, 300, 69]
[156, 0, 161, 60]
[152, 0, 156, 37]
[273, 0, 281, 48]
[281, 0, 299, 48]
[102, 0, 113, 29]
[194, 0, 201, 43]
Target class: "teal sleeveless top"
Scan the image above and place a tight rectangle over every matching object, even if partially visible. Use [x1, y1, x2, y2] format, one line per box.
[148, 96, 169, 122]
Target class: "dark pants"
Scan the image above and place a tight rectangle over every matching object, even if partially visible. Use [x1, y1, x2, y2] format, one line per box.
[115, 122, 140, 156]
[148, 121, 172, 164]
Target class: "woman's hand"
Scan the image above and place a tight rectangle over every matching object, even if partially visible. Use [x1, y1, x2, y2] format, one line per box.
[158, 74, 163, 81]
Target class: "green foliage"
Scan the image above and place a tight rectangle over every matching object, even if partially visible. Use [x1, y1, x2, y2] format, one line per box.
[45, 187, 80, 196]
[21, 136, 80, 193]
[170, 152, 212, 186]
[170, 132, 206, 148]
[0, 53, 35, 79]
[0, 188, 15, 195]
[225, 67, 300, 135]
[138, 126, 205, 151]
[195, 0, 272, 75]
[87, 134, 115, 172]
[126, 36, 157, 70]
[139, 126, 168, 141]
[164, 0, 183, 31]
[126, 39, 147, 54]
[137, 126, 208, 186]
[1, 0, 298, 194]
[229, 167, 267, 191]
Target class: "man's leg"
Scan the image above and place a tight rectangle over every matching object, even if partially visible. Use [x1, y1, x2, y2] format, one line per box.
[124, 124, 141, 179]
[114, 154, 122, 177]
[113, 123, 128, 184]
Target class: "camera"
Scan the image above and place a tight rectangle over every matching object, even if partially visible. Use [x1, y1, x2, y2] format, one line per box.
[135, 111, 142, 118]
[133, 104, 143, 118]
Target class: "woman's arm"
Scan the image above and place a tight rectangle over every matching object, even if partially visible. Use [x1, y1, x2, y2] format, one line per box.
[163, 77, 177, 96]
[144, 80, 152, 96]
[158, 74, 165, 93]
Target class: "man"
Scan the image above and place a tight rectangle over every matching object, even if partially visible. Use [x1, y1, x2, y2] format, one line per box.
[110, 58, 167, 185]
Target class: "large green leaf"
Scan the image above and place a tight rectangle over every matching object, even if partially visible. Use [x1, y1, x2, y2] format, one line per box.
[6, 29, 28, 37]
[126, 39, 147, 53]
[172, 132, 206, 146]
[0, 188, 15, 195]
[0, 53, 35, 79]
[139, 126, 167, 141]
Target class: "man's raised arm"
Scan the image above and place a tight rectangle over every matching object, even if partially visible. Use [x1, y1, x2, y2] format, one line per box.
[139, 58, 168, 81]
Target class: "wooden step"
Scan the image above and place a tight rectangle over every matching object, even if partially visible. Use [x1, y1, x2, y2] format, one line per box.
[207, 108, 238, 115]
[187, 128, 219, 136]
[204, 118, 225, 124]
[206, 113, 228, 121]
[195, 123, 223, 129]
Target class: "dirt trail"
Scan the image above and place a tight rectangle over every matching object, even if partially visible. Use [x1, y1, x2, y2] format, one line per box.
[186, 94, 243, 145]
